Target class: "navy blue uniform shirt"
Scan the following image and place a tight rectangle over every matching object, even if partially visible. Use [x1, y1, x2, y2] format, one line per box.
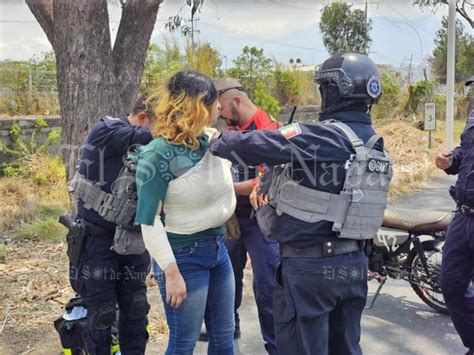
[228, 108, 280, 211]
[444, 108, 474, 206]
[77, 116, 153, 232]
[210, 111, 381, 248]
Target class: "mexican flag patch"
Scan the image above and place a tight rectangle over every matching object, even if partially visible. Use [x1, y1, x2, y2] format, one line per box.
[280, 123, 302, 139]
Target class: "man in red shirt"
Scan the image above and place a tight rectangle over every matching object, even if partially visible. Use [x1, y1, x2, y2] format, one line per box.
[205, 78, 280, 354]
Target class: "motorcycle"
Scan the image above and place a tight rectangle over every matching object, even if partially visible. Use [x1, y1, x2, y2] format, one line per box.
[368, 206, 452, 314]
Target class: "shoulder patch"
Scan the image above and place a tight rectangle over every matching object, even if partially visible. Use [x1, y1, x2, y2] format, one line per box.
[280, 123, 302, 139]
[367, 76, 381, 99]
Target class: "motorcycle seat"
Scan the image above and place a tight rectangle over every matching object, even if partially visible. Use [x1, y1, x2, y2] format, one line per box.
[383, 207, 452, 233]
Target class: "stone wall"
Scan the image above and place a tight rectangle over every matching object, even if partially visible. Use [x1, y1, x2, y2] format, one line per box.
[0, 106, 320, 164]
[0, 116, 61, 165]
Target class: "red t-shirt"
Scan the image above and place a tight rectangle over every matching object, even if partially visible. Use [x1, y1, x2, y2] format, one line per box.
[227, 108, 280, 132]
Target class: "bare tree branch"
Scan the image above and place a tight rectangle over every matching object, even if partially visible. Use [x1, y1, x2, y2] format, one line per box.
[25, 0, 55, 49]
[413, 0, 473, 28]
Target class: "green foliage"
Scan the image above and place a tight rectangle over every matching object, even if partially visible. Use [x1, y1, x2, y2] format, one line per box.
[0, 51, 58, 115]
[37, 205, 65, 219]
[227, 46, 273, 99]
[9, 123, 21, 137]
[319, 2, 372, 55]
[33, 172, 47, 185]
[273, 66, 300, 106]
[253, 81, 281, 118]
[3, 165, 23, 177]
[18, 216, 67, 243]
[372, 71, 401, 120]
[1, 117, 61, 176]
[405, 79, 436, 114]
[430, 16, 474, 83]
[141, 40, 222, 94]
[186, 42, 222, 77]
[35, 116, 48, 128]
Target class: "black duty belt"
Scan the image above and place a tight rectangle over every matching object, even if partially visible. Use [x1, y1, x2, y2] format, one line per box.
[83, 220, 114, 237]
[280, 240, 363, 258]
[459, 204, 474, 216]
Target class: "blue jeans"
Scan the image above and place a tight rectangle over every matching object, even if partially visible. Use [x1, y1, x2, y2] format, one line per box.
[154, 236, 235, 355]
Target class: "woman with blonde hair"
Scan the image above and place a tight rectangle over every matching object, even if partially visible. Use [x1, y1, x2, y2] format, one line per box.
[135, 70, 236, 354]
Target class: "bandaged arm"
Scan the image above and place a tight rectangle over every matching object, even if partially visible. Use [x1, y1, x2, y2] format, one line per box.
[141, 216, 176, 271]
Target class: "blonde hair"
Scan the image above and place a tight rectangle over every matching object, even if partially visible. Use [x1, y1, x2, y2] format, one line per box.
[150, 87, 213, 150]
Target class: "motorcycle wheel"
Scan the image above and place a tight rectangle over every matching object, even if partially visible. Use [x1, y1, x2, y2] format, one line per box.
[406, 246, 448, 314]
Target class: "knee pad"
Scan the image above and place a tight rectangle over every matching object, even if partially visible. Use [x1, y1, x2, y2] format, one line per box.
[128, 292, 150, 320]
[93, 305, 116, 330]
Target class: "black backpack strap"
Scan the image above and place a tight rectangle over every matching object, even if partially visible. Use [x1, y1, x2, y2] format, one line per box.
[365, 134, 384, 151]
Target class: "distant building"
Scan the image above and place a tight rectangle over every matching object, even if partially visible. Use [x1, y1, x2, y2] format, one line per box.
[278, 58, 316, 72]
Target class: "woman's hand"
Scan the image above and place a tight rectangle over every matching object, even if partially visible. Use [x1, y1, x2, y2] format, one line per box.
[164, 262, 187, 309]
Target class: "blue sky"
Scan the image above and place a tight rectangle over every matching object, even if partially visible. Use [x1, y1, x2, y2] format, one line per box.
[0, 0, 472, 69]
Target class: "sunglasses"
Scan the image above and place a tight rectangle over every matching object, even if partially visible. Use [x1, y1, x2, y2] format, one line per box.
[217, 86, 245, 97]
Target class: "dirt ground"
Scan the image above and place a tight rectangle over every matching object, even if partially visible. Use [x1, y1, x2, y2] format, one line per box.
[0, 236, 169, 355]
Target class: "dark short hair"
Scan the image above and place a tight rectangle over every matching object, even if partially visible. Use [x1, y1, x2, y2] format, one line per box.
[167, 70, 218, 107]
[132, 95, 156, 118]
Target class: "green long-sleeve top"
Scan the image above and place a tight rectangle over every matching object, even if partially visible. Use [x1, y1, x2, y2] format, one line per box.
[134, 134, 225, 250]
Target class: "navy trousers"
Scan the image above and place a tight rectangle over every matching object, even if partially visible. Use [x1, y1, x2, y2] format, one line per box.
[441, 212, 474, 353]
[273, 250, 368, 355]
[70, 231, 150, 355]
[225, 216, 279, 354]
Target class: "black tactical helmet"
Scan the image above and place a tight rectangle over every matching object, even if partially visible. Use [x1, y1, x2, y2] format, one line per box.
[315, 53, 382, 114]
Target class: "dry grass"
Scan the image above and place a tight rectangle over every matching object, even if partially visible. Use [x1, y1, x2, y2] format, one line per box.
[0, 154, 70, 236]
[0, 239, 168, 354]
[376, 118, 464, 199]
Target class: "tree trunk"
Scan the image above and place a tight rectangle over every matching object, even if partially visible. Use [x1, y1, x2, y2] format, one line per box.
[26, 0, 162, 179]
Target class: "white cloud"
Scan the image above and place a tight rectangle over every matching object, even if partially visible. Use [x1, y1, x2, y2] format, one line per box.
[0, 0, 471, 65]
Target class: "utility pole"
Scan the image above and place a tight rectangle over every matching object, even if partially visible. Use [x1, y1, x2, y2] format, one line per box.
[446, 0, 456, 150]
[407, 54, 413, 86]
[365, 0, 368, 24]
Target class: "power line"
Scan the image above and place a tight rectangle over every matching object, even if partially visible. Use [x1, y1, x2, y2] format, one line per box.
[263, 0, 319, 11]
[200, 20, 323, 52]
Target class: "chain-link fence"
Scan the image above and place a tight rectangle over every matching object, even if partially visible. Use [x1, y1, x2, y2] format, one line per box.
[0, 66, 59, 116]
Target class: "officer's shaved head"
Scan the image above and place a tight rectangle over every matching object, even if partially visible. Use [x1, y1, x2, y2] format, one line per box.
[214, 78, 242, 91]
[213, 78, 248, 99]
[213, 77, 257, 127]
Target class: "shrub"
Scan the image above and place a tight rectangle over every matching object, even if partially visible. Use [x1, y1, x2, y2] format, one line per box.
[372, 71, 401, 120]
[253, 81, 281, 118]
[273, 66, 300, 106]
[18, 216, 67, 243]
[0, 117, 61, 177]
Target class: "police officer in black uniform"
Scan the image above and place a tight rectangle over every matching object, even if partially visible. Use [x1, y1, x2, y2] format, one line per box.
[209, 53, 387, 355]
[70, 98, 155, 354]
[436, 76, 474, 355]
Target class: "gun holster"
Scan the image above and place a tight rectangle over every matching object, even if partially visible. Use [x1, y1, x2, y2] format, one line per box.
[59, 215, 88, 266]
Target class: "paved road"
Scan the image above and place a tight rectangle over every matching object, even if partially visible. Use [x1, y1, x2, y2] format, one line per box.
[150, 175, 467, 355]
